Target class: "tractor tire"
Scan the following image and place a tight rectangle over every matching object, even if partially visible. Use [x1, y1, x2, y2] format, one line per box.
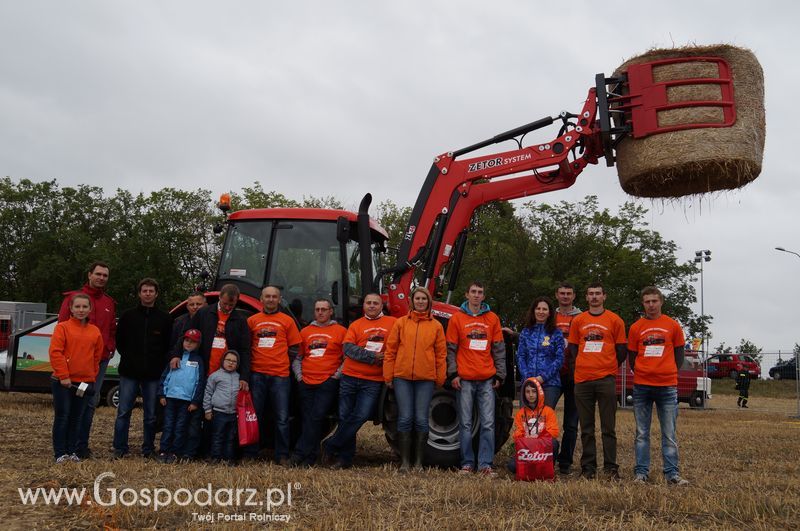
[380, 387, 514, 468]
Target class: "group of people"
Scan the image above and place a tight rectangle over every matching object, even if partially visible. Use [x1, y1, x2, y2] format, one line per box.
[507, 282, 689, 484]
[49, 261, 689, 484]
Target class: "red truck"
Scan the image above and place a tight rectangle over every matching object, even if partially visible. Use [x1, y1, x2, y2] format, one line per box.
[616, 354, 711, 408]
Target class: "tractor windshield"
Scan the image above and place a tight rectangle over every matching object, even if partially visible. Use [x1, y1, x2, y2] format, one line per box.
[218, 221, 271, 288]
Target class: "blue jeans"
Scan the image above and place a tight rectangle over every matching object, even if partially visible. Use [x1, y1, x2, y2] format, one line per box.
[51, 379, 89, 458]
[324, 375, 382, 466]
[76, 358, 109, 453]
[457, 378, 496, 470]
[210, 411, 237, 460]
[556, 377, 579, 471]
[159, 398, 192, 455]
[247, 372, 291, 460]
[293, 377, 339, 463]
[113, 377, 159, 455]
[393, 378, 434, 433]
[633, 384, 680, 478]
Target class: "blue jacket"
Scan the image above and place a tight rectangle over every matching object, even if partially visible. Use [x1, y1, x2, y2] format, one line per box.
[158, 351, 206, 405]
[517, 324, 564, 387]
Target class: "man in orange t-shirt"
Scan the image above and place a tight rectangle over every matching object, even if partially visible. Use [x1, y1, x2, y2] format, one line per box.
[446, 282, 506, 476]
[289, 299, 347, 467]
[245, 285, 301, 464]
[567, 282, 626, 479]
[627, 286, 689, 486]
[321, 293, 396, 468]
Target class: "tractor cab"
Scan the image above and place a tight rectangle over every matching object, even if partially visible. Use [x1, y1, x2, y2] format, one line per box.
[214, 203, 388, 327]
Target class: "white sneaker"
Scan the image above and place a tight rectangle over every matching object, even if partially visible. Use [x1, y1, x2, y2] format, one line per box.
[633, 473, 648, 483]
[69, 453, 81, 463]
[667, 475, 689, 486]
[55, 455, 71, 464]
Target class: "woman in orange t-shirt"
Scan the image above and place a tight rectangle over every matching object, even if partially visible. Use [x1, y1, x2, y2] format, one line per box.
[49, 293, 104, 463]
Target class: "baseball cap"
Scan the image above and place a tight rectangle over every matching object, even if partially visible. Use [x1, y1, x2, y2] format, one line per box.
[184, 329, 202, 342]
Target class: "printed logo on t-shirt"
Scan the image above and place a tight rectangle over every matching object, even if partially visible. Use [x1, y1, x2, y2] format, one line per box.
[257, 327, 278, 348]
[308, 338, 328, 358]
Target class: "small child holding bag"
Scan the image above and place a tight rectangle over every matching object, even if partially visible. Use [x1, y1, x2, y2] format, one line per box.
[508, 377, 560, 480]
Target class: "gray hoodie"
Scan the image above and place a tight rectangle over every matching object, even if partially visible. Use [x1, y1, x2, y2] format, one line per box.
[203, 355, 240, 415]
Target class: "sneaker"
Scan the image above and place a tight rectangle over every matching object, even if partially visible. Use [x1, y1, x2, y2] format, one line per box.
[633, 473, 648, 483]
[458, 465, 474, 475]
[76, 448, 92, 459]
[667, 475, 690, 486]
[479, 467, 498, 478]
[55, 454, 71, 464]
[69, 453, 81, 463]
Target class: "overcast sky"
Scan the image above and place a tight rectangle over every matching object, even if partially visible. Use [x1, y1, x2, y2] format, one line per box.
[1, 1, 797, 354]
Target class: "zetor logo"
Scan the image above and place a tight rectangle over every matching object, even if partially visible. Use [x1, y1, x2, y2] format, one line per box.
[468, 157, 502, 173]
[517, 449, 549, 462]
[245, 412, 258, 422]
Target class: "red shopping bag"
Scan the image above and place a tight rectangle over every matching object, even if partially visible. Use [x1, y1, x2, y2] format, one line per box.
[237, 390, 260, 446]
[515, 435, 555, 481]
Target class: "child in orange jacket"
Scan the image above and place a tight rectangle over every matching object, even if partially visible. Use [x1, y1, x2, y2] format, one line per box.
[507, 377, 560, 474]
[49, 293, 104, 463]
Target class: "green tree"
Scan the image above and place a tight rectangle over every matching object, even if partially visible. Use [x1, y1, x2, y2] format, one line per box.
[714, 342, 733, 355]
[737, 338, 763, 364]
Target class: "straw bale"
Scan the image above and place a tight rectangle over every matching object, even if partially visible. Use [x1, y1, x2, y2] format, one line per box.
[613, 44, 765, 198]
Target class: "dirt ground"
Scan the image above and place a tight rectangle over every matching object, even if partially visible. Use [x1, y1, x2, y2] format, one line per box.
[1, 391, 798, 530]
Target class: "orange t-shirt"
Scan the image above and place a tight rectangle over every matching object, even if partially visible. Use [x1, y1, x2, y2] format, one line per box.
[446, 310, 504, 380]
[628, 315, 685, 387]
[568, 310, 626, 383]
[300, 323, 347, 385]
[248, 311, 302, 377]
[208, 312, 230, 375]
[556, 310, 578, 374]
[342, 315, 397, 382]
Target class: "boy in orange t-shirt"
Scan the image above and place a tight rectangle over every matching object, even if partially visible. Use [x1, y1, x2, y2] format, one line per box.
[627, 286, 689, 486]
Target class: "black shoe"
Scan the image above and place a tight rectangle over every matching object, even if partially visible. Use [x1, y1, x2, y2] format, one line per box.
[558, 467, 572, 476]
[276, 457, 291, 467]
[142, 452, 155, 460]
[579, 469, 596, 480]
[76, 448, 92, 459]
[742, 404, 749, 408]
[606, 468, 622, 481]
[112, 450, 127, 460]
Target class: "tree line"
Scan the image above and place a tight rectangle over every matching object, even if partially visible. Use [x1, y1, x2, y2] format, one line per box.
[3, 177, 719, 344]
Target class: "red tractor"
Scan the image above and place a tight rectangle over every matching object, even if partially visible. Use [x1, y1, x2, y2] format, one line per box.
[174, 64, 732, 465]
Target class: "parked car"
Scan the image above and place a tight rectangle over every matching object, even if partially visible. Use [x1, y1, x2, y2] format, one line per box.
[616, 355, 712, 408]
[706, 353, 761, 379]
[769, 358, 798, 380]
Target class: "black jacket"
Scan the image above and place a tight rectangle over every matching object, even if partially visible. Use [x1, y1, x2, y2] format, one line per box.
[171, 303, 252, 383]
[116, 304, 174, 380]
[169, 313, 193, 352]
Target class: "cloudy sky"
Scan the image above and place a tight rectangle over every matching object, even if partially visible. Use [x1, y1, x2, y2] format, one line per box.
[1, 1, 797, 355]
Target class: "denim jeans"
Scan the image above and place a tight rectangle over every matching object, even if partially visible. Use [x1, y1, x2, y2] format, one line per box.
[457, 378, 496, 470]
[633, 384, 680, 478]
[247, 372, 291, 461]
[76, 358, 109, 453]
[51, 379, 89, 458]
[393, 378, 434, 433]
[293, 377, 339, 463]
[324, 375, 382, 466]
[574, 375, 617, 472]
[159, 398, 192, 455]
[182, 408, 205, 458]
[210, 411, 237, 460]
[113, 376, 159, 455]
[556, 377, 579, 471]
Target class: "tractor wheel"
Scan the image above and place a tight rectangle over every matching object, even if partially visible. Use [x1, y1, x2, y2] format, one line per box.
[380, 387, 514, 468]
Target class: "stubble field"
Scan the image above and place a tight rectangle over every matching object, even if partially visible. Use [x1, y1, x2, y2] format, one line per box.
[1, 390, 798, 530]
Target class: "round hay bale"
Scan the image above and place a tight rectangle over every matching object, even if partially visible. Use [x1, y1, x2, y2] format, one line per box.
[613, 44, 765, 198]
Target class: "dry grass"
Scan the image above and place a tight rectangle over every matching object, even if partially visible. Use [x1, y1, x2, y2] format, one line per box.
[1, 391, 798, 530]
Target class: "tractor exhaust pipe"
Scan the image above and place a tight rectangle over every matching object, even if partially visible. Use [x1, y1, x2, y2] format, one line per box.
[357, 194, 374, 297]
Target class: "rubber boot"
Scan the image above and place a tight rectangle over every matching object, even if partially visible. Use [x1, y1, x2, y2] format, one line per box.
[741, 398, 748, 408]
[737, 397, 742, 408]
[413, 431, 427, 470]
[398, 432, 411, 472]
